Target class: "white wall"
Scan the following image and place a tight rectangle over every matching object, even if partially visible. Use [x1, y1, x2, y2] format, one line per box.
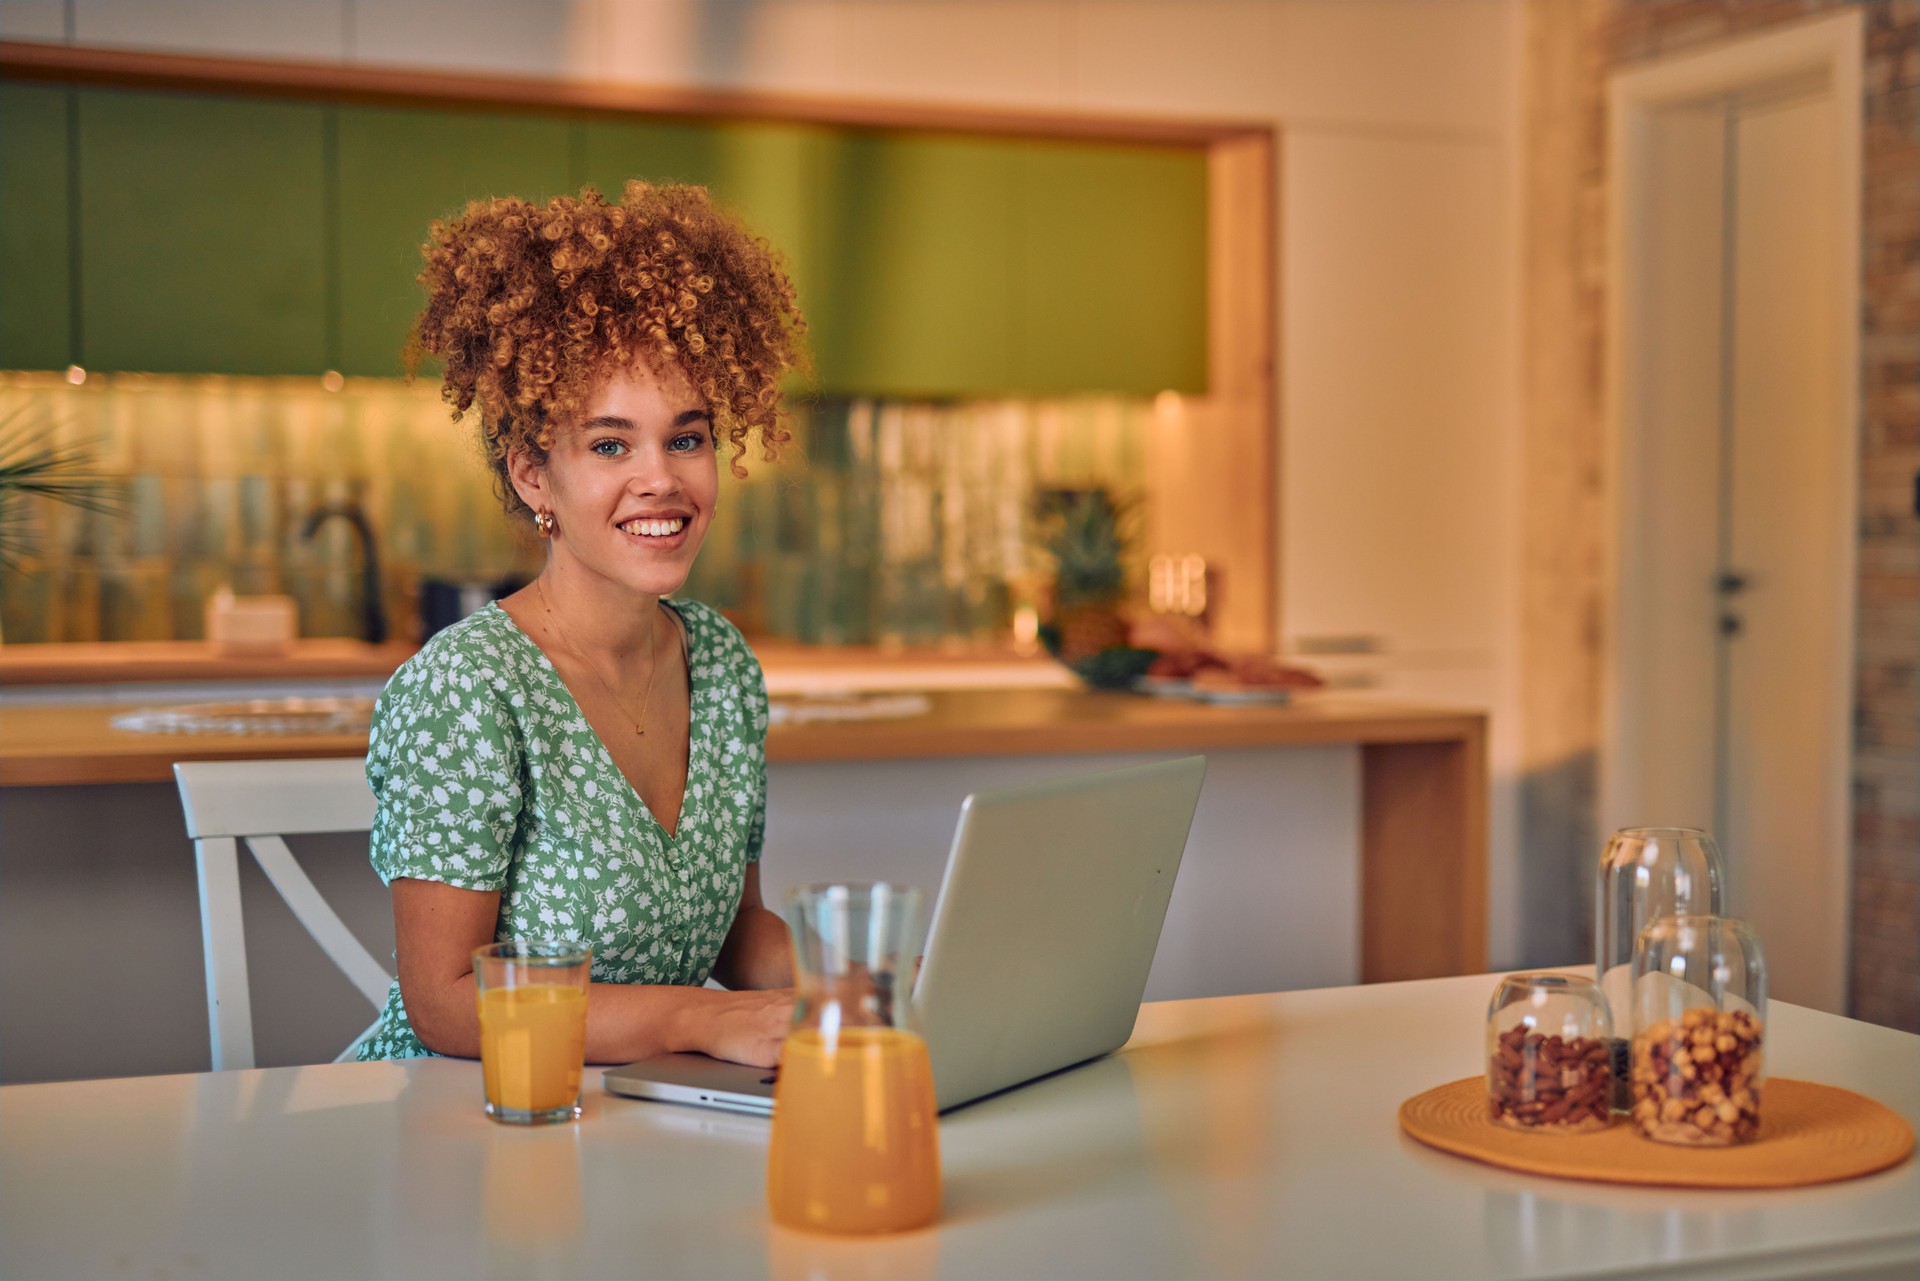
[4, 0, 1530, 967]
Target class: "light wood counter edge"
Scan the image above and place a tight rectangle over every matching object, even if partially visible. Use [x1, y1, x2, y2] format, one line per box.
[0, 694, 1483, 787]
[0, 638, 1071, 686]
[0, 640, 419, 684]
[769, 710, 1486, 762]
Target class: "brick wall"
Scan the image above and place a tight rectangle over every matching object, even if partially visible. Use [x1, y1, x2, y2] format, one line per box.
[1524, 0, 1918, 1030]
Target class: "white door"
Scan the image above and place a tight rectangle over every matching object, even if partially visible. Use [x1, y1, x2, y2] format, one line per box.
[1721, 89, 1850, 1014]
[1610, 80, 1855, 1014]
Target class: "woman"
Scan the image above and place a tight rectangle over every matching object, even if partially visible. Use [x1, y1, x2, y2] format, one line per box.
[355, 181, 806, 1068]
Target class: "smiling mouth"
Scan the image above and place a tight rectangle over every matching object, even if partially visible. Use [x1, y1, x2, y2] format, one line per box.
[618, 517, 688, 538]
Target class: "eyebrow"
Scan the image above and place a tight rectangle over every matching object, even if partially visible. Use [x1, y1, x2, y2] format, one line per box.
[580, 409, 713, 432]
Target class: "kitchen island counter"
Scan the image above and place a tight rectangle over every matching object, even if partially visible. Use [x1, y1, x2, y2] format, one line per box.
[0, 687, 1476, 776]
[0, 690, 1485, 992]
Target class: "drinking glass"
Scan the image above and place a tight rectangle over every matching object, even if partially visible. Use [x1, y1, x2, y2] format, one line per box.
[1630, 914, 1767, 1146]
[767, 882, 940, 1234]
[473, 940, 592, 1125]
[1595, 826, 1725, 1106]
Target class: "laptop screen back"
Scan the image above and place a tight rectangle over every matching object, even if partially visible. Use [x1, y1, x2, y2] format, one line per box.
[912, 755, 1207, 1111]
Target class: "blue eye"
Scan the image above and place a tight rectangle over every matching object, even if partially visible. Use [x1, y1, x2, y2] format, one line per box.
[590, 438, 627, 458]
[669, 431, 709, 454]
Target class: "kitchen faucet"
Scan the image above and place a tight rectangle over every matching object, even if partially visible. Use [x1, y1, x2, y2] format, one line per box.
[300, 502, 388, 644]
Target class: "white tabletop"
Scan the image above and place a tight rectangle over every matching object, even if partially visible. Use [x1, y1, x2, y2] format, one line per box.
[3, 972, 1915, 1281]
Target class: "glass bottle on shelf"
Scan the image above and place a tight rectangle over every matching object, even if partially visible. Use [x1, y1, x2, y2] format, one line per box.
[1485, 972, 1614, 1133]
[1629, 915, 1767, 1146]
[1595, 827, 1726, 1108]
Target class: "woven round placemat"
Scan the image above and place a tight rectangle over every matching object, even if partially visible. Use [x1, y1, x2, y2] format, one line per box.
[1399, 1077, 1914, 1189]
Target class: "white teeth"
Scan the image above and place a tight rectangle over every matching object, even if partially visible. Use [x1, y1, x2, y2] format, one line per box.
[621, 518, 686, 538]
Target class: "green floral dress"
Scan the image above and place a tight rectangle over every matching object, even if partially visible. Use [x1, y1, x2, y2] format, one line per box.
[355, 598, 768, 1061]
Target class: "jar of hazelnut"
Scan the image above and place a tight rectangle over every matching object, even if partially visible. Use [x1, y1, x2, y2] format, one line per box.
[1630, 915, 1768, 1146]
[1485, 973, 1615, 1133]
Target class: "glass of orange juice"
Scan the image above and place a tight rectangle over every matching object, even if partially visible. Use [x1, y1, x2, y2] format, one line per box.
[473, 939, 592, 1125]
[767, 882, 939, 1235]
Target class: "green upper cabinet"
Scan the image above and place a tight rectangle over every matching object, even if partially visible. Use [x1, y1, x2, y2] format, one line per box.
[335, 105, 574, 377]
[1014, 140, 1208, 396]
[580, 117, 724, 194]
[2, 84, 1208, 395]
[77, 88, 328, 375]
[583, 117, 825, 374]
[0, 82, 73, 371]
[809, 132, 1019, 398]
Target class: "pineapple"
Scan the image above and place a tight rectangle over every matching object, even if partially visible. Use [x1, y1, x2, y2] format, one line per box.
[1040, 490, 1144, 675]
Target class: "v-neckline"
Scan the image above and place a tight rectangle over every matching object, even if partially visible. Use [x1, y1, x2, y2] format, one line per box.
[490, 600, 703, 845]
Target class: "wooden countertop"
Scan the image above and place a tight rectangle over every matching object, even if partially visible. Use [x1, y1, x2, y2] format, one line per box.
[0, 690, 1484, 787]
[0, 640, 419, 684]
[0, 637, 1065, 687]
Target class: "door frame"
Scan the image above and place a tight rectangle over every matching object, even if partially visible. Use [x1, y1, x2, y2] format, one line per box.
[1601, 10, 1861, 1005]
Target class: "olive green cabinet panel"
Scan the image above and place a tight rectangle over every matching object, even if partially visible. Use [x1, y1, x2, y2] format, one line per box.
[582, 118, 825, 360]
[580, 117, 724, 194]
[4, 83, 1209, 395]
[0, 82, 72, 371]
[78, 89, 328, 375]
[335, 106, 574, 376]
[1015, 141, 1208, 396]
[809, 132, 1019, 398]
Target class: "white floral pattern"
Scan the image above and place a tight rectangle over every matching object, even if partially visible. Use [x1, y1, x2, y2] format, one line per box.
[355, 598, 769, 1060]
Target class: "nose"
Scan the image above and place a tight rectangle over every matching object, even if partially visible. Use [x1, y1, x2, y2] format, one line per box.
[629, 440, 682, 495]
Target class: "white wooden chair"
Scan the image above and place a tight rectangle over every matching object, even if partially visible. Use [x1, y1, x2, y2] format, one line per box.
[173, 758, 388, 1070]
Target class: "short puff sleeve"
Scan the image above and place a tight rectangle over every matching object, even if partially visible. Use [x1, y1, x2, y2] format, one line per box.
[366, 646, 526, 891]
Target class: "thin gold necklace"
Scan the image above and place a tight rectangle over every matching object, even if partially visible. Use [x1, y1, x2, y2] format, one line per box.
[537, 579, 663, 736]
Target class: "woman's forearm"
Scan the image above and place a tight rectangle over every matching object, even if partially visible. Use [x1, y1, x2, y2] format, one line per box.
[408, 974, 786, 1066]
[712, 904, 794, 991]
[581, 981, 751, 1063]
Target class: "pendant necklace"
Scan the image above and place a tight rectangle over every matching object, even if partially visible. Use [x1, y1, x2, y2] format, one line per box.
[537, 579, 663, 735]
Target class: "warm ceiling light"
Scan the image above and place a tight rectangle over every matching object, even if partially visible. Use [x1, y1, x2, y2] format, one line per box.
[321, 370, 345, 392]
[64, 365, 86, 385]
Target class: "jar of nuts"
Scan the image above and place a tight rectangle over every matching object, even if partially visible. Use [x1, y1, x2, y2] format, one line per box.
[1486, 973, 1615, 1133]
[1596, 828, 1726, 1110]
[1630, 915, 1768, 1146]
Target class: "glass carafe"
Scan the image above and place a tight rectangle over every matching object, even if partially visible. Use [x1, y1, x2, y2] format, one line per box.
[1595, 827, 1725, 1107]
[767, 882, 940, 1235]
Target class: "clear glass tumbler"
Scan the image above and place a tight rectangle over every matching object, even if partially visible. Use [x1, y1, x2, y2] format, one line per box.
[1595, 827, 1726, 1107]
[473, 939, 592, 1125]
[1485, 973, 1614, 1133]
[1630, 915, 1767, 1146]
[767, 882, 941, 1235]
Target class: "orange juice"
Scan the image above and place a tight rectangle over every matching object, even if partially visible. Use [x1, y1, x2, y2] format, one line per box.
[767, 1026, 941, 1234]
[477, 985, 588, 1114]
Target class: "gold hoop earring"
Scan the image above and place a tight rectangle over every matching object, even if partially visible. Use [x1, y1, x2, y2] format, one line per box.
[533, 510, 556, 537]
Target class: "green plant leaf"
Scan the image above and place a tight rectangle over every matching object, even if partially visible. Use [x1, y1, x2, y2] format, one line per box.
[0, 406, 127, 572]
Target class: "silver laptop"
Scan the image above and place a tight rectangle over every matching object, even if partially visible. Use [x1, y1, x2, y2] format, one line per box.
[603, 755, 1207, 1115]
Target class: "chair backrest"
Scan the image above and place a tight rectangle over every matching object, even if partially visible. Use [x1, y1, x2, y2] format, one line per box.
[173, 758, 386, 1071]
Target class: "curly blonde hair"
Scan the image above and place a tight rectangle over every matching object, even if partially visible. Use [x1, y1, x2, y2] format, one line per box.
[409, 181, 807, 512]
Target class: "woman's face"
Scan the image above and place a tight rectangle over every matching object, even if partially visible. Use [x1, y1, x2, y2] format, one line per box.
[513, 359, 718, 602]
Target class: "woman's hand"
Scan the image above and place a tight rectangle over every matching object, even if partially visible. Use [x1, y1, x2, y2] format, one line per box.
[697, 988, 796, 1067]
